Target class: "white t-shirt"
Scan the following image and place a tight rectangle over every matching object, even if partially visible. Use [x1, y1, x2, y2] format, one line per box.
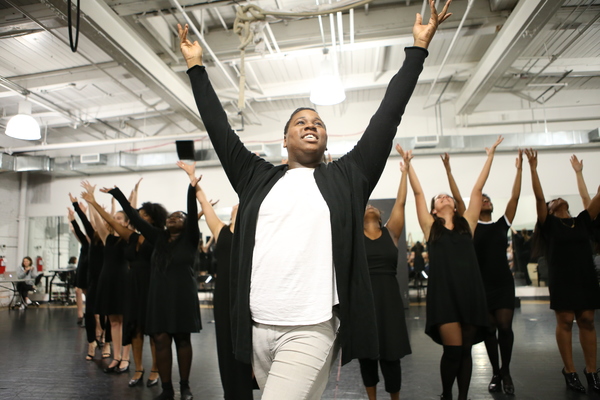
[250, 168, 339, 325]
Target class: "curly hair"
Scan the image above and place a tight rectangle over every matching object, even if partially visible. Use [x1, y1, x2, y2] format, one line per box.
[139, 202, 168, 230]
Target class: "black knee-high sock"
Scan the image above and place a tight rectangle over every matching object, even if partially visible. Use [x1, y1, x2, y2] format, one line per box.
[456, 346, 473, 400]
[174, 333, 193, 382]
[440, 345, 462, 397]
[496, 309, 514, 375]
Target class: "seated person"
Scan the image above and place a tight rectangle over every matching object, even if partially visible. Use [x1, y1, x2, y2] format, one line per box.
[17, 256, 41, 307]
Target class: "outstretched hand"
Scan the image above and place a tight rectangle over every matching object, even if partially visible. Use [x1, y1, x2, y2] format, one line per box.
[80, 191, 96, 204]
[178, 24, 203, 69]
[176, 160, 197, 177]
[99, 186, 116, 194]
[69, 192, 77, 203]
[524, 148, 538, 168]
[396, 144, 413, 166]
[134, 177, 143, 190]
[515, 149, 523, 169]
[67, 207, 75, 221]
[440, 152, 451, 171]
[413, 0, 453, 49]
[79, 201, 87, 213]
[570, 155, 583, 173]
[81, 180, 96, 194]
[485, 135, 504, 156]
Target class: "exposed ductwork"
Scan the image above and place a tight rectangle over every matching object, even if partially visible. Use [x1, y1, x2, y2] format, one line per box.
[1, 131, 598, 176]
[488, 0, 519, 12]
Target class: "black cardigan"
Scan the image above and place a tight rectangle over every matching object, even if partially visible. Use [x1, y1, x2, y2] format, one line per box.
[187, 47, 427, 365]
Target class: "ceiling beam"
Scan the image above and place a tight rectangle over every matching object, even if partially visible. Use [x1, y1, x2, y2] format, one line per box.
[454, 0, 565, 115]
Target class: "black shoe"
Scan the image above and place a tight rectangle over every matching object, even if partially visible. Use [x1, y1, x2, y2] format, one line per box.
[584, 368, 600, 393]
[502, 373, 515, 395]
[104, 360, 120, 373]
[77, 317, 83, 325]
[147, 371, 159, 387]
[562, 368, 586, 393]
[181, 386, 193, 400]
[128, 370, 144, 387]
[488, 374, 502, 392]
[117, 360, 130, 374]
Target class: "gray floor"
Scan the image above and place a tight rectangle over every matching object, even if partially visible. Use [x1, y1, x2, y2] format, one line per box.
[0, 300, 599, 399]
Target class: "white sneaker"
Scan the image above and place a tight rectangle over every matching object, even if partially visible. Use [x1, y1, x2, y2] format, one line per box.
[19, 304, 26, 310]
[26, 298, 32, 305]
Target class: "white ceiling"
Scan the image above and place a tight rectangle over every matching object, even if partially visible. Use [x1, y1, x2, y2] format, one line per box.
[0, 0, 599, 162]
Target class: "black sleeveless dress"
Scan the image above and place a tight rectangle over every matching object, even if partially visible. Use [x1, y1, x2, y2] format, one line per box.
[214, 225, 254, 399]
[473, 216, 515, 311]
[542, 211, 600, 310]
[96, 234, 128, 316]
[425, 224, 489, 345]
[123, 233, 154, 345]
[364, 227, 411, 360]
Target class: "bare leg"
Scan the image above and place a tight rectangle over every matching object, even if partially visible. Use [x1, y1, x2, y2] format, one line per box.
[555, 310, 575, 373]
[107, 314, 123, 369]
[75, 287, 84, 319]
[390, 391, 400, 400]
[365, 386, 377, 400]
[575, 310, 597, 373]
[149, 336, 159, 382]
[131, 331, 144, 380]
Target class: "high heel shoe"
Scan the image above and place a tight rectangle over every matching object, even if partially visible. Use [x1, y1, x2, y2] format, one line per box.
[502, 373, 515, 395]
[117, 360, 130, 374]
[562, 368, 586, 393]
[584, 368, 600, 393]
[102, 342, 111, 359]
[488, 374, 502, 392]
[128, 370, 144, 387]
[104, 360, 120, 373]
[147, 370, 159, 387]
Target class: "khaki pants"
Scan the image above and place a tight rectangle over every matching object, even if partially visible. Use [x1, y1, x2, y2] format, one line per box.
[252, 317, 339, 400]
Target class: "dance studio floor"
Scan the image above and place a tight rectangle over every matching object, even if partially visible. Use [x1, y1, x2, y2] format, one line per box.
[1, 300, 599, 400]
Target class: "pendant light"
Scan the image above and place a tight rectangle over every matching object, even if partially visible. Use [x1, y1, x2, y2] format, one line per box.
[309, 48, 346, 106]
[5, 101, 41, 140]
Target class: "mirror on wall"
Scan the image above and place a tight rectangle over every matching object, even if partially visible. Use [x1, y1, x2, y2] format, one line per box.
[27, 216, 79, 272]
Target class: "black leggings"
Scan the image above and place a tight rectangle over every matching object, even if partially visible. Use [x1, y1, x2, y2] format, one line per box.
[153, 332, 193, 385]
[484, 308, 514, 375]
[16, 282, 34, 302]
[359, 358, 401, 393]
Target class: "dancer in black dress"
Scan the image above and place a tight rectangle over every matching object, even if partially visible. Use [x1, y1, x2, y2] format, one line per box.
[359, 144, 411, 400]
[445, 150, 523, 394]
[527, 149, 600, 393]
[82, 190, 167, 388]
[71, 195, 112, 359]
[82, 180, 131, 374]
[105, 165, 201, 400]
[180, 161, 254, 400]
[402, 136, 502, 400]
[68, 207, 89, 326]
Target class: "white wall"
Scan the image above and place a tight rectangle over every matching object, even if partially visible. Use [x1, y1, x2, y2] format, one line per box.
[24, 146, 600, 243]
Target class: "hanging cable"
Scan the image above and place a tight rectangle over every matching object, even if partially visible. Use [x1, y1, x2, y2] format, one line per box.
[67, 0, 81, 52]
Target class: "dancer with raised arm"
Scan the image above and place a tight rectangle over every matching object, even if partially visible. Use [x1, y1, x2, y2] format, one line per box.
[359, 144, 412, 400]
[105, 166, 202, 400]
[526, 149, 600, 394]
[178, 1, 452, 398]
[402, 136, 502, 400]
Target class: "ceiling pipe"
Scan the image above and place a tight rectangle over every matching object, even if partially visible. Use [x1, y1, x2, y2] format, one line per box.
[2, 132, 207, 154]
[423, 0, 474, 108]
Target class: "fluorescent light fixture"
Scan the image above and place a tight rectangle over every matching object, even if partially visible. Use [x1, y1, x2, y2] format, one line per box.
[310, 49, 345, 106]
[5, 101, 41, 140]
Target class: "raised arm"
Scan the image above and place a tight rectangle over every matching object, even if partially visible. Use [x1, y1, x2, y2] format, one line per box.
[179, 24, 268, 194]
[68, 207, 88, 245]
[342, 1, 451, 192]
[463, 136, 503, 233]
[440, 153, 466, 216]
[81, 181, 109, 243]
[570, 155, 591, 209]
[71, 194, 94, 239]
[386, 144, 410, 246]
[399, 145, 434, 240]
[129, 177, 143, 209]
[81, 190, 135, 242]
[187, 179, 201, 247]
[525, 149, 547, 224]
[504, 149, 523, 224]
[586, 186, 600, 220]
[106, 187, 161, 245]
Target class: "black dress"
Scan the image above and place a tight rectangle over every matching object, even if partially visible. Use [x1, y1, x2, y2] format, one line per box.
[214, 226, 254, 399]
[364, 227, 411, 360]
[96, 234, 128, 316]
[473, 217, 515, 311]
[111, 186, 201, 335]
[425, 223, 489, 345]
[70, 219, 89, 290]
[122, 233, 154, 345]
[542, 210, 600, 311]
